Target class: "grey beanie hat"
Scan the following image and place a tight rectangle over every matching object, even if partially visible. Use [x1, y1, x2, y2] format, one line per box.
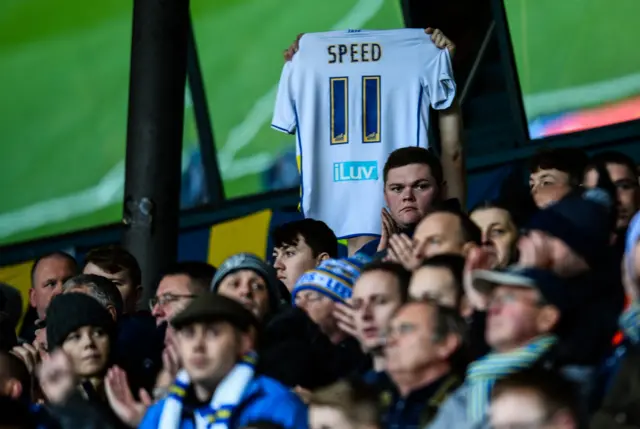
[210, 253, 283, 311]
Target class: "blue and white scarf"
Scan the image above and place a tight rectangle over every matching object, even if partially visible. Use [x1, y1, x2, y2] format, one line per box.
[466, 335, 557, 423]
[158, 352, 258, 429]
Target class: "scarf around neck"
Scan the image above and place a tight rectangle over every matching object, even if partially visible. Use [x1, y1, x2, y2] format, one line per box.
[158, 351, 258, 429]
[465, 335, 557, 423]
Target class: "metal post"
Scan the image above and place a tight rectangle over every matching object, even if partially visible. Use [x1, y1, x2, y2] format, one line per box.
[186, 18, 225, 205]
[122, 0, 190, 306]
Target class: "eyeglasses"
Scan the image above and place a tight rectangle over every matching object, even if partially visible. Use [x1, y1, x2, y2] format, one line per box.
[149, 293, 197, 310]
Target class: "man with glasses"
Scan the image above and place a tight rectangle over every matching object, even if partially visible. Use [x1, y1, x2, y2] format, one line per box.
[148, 262, 216, 399]
[150, 262, 216, 325]
[428, 266, 585, 429]
[376, 300, 465, 429]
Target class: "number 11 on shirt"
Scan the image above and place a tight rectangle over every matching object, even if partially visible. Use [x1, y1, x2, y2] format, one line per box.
[330, 76, 381, 145]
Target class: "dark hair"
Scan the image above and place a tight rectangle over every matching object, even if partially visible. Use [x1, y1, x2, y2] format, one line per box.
[492, 369, 581, 423]
[585, 150, 638, 180]
[420, 254, 465, 306]
[83, 245, 142, 287]
[430, 207, 482, 245]
[383, 147, 444, 185]
[401, 300, 469, 372]
[470, 200, 524, 229]
[361, 261, 411, 303]
[529, 147, 588, 186]
[309, 379, 381, 427]
[431, 303, 468, 351]
[30, 251, 78, 286]
[0, 351, 31, 403]
[272, 219, 338, 258]
[0, 312, 18, 351]
[163, 262, 217, 294]
[62, 274, 124, 317]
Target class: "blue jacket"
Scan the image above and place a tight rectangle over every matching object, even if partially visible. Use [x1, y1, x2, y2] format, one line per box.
[139, 375, 308, 429]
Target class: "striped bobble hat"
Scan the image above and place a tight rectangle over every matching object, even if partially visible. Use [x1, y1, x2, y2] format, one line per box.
[318, 253, 372, 281]
[293, 258, 361, 305]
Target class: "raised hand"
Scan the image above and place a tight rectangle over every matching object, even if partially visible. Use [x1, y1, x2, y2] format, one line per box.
[154, 329, 181, 393]
[388, 233, 421, 271]
[463, 246, 499, 311]
[517, 231, 554, 269]
[425, 27, 456, 58]
[105, 366, 152, 427]
[283, 33, 304, 62]
[378, 208, 399, 252]
[11, 342, 41, 374]
[37, 350, 76, 405]
[333, 300, 357, 338]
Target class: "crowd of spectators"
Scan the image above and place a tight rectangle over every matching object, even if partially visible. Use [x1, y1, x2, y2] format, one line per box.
[0, 29, 639, 429]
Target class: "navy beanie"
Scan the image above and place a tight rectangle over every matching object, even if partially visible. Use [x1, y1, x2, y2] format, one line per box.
[526, 188, 613, 267]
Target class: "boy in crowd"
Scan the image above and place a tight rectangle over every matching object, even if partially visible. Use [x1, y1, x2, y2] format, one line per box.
[272, 219, 338, 293]
[528, 147, 588, 208]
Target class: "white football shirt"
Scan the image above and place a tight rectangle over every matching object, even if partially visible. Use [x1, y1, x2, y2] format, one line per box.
[271, 29, 456, 238]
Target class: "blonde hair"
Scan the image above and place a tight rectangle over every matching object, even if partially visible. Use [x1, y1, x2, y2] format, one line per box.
[309, 379, 380, 427]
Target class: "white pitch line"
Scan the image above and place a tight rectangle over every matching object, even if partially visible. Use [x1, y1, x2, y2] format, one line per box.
[0, 149, 192, 239]
[524, 72, 640, 118]
[217, 0, 386, 176]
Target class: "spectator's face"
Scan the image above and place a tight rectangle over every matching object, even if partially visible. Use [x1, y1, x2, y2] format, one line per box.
[30, 256, 76, 319]
[352, 270, 403, 351]
[384, 164, 439, 228]
[151, 274, 196, 326]
[584, 163, 640, 230]
[529, 169, 573, 208]
[491, 389, 576, 429]
[385, 303, 442, 374]
[409, 266, 458, 308]
[486, 285, 557, 352]
[273, 235, 322, 292]
[176, 321, 249, 386]
[62, 326, 110, 378]
[310, 405, 353, 429]
[413, 213, 470, 261]
[295, 290, 338, 337]
[217, 270, 270, 321]
[83, 263, 139, 314]
[471, 208, 518, 268]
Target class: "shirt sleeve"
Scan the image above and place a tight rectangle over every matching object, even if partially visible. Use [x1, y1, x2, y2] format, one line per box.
[423, 48, 456, 110]
[138, 401, 163, 428]
[238, 393, 309, 429]
[271, 61, 297, 134]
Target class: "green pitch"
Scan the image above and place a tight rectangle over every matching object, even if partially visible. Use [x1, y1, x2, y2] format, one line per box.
[0, 0, 404, 246]
[503, 0, 640, 117]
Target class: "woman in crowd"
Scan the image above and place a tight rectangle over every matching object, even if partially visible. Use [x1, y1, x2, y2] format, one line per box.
[39, 292, 125, 428]
[469, 201, 522, 268]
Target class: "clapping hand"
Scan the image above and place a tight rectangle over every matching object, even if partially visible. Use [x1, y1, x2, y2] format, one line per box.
[37, 350, 76, 405]
[105, 366, 152, 427]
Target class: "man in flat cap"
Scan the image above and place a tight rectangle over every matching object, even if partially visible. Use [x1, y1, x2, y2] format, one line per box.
[139, 293, 307, 429]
